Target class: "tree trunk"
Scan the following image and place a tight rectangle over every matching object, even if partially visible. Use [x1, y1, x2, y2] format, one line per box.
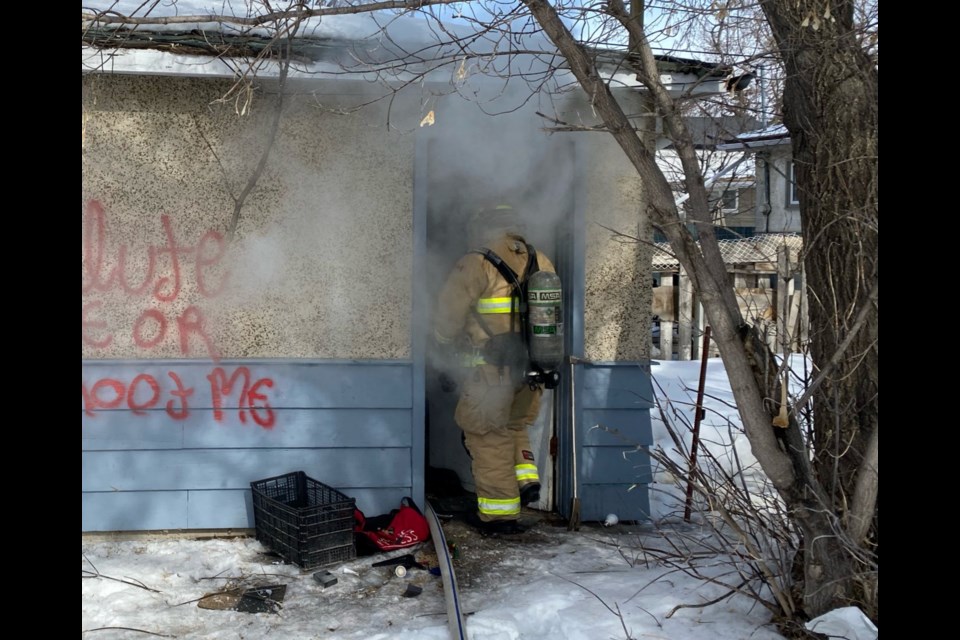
[761, 0, 879, 619]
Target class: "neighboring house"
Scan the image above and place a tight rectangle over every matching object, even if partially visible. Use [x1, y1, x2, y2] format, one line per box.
[717, 124, 802, 234]
[651, 123, 806, 362]
[655, 115, 760, 243]
[81, 10, 742, 532]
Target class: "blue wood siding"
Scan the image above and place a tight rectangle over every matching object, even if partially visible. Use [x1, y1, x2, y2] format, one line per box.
[82, 360, 419, 532]
[557, 362, 654, 522]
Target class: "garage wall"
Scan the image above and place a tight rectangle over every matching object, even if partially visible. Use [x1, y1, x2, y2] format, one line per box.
[82, 74, 421, 531]
[82, 74, 415, 361]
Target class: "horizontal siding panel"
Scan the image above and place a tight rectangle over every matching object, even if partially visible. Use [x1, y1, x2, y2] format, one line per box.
[186, 490, 255, 529]
[81, 360, 419, 532]
[83, 491, 188, 531]
[81, 360, 413, 411]
[580, 446, 653, 485]
[578, 484, 652, 523]
[581, 409, 653, 447]
[83, 409, 412, 450]
[345, 488, 418, 522]
[581, 365, 654, 410]
[82, 449, 411, 492]
[83, 419, 185, 450]
[84, 487, 419, 532]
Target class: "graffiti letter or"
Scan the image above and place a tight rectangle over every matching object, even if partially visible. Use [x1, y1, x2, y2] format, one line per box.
[177, 306, 219, 361]
[132, 309, 167, 350]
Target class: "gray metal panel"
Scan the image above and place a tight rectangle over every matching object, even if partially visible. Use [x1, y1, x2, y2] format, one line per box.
[83, 408, 412, 450]
[411, 128, 429, 514]
[555, 137, 587, 522]
[82, 360, 417, 532]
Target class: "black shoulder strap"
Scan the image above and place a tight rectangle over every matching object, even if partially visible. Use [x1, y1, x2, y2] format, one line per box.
[472, 244, 538, 292]
[470, 245, 538, 337]
[525, 243, 540, 279]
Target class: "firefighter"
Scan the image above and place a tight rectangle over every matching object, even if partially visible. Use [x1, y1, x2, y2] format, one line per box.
[432, 204, 556, 535]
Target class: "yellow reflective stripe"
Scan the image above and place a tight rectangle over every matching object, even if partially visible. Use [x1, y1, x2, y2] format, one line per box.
[476, 297, 518, 314]
[515, 464, 539, 482]
[477, 496, 521, 516]
[461, 354, 487, 366]
[434, 330, 454, 345]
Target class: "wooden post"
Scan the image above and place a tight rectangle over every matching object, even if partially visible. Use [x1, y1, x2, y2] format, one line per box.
[776, 246, 791, 360]
[651, 277, 676, 360]
[799, 263, 809, 349]
[678, 268, 694, 360]
[787, 276, 803, 351]
[693, 301, 706, 360]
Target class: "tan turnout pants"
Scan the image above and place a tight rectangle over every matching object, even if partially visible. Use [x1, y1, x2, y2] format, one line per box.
[455, 365, 542, 522]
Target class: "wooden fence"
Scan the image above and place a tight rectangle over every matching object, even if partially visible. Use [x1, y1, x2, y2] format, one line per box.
[651, 235, 807, 360]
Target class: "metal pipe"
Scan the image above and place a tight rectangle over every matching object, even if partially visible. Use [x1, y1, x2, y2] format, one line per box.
[683, 325, 711, 522]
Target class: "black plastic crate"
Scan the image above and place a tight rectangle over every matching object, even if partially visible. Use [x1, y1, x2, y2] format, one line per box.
[250, 471, 356, 570]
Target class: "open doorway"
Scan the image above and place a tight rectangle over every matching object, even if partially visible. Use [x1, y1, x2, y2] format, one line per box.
[420, 121, 577, 515]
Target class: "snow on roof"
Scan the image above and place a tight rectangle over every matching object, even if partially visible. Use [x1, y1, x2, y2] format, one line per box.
[738, 123, 788, 140]
[652, 233, 802, 271]
[82, 1, 732, 96]
[656, 148, 756, 188]
[82, 2, 514, 79]
[716, 123, 790, 150]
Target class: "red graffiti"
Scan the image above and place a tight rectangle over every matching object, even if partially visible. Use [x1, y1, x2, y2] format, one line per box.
[125, 305, 220, 361]
[82, 200, 229, 360]
[82, 368, 275, 427]
[127, 374, 161, 415]
[82, 301, 113, 349]
[177, 306, 220, 362]
[82, 200, 229, 300]
[207, 367, 276, 428]
[87, 378, 125, 410]
[132, 309, 166, 349]
[165, 372, 194, 420]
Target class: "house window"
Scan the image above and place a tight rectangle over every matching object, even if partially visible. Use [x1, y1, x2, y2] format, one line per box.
[788, 162, 800, 206]
[720, 188, 739, 213]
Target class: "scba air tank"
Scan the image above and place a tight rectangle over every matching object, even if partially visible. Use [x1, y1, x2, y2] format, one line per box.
[526, 270, 564, 372]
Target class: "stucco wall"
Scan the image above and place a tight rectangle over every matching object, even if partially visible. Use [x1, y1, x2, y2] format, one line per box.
[581, 136, 653, 362]
[82, 74, 414, 361]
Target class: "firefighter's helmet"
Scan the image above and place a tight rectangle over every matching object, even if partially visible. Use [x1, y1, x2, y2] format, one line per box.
[467, 204, 525, 247]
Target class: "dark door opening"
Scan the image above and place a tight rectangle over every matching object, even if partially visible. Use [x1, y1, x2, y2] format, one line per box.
[420, 121, 576, 513]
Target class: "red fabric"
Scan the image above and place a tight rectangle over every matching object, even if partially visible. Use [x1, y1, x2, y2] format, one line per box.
[354, 497, 430, 552]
